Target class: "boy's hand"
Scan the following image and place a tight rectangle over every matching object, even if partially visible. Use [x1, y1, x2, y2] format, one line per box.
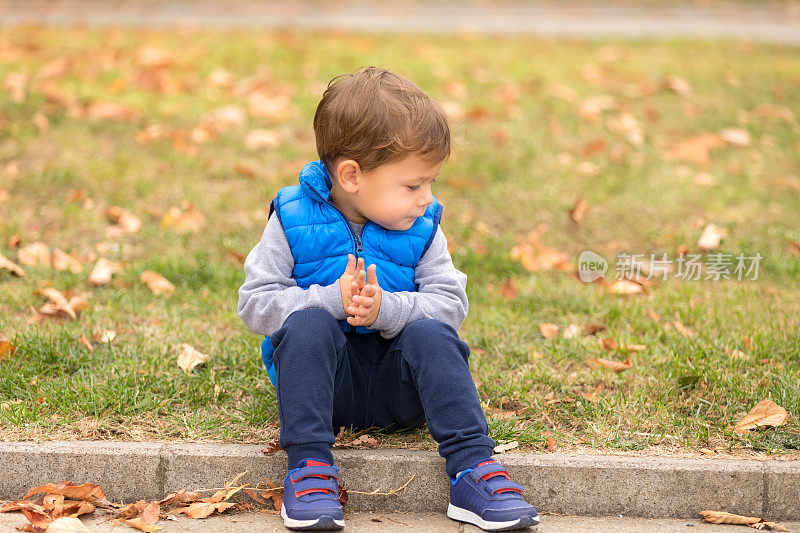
[339, 254, 366, 316]
[347, 262, 382, 327]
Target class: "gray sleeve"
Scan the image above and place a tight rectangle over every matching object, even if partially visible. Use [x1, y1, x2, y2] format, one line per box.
[237, 212, 347, 337]
[369, 226, 469, 339]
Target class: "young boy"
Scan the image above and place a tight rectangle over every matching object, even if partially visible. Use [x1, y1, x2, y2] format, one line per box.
[238, 66, 539, 531]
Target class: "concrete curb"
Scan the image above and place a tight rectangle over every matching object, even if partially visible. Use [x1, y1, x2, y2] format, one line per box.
[1, 442, 798, 520]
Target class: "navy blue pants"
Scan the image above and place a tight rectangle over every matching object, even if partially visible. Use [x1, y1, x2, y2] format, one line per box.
[270, 307, 495, 477]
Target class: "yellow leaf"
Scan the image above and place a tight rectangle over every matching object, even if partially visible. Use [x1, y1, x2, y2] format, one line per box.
[0, 338, 16, 360]
[538, 323, 560, 339]
[586, 357, 633, 373]
[697, 223, 726, 251]
[173, 501, 234, 519]
[140, 271, 176, 296]
[52, 249, 83, 274]
[105, 206, 142, 235]
[37, 288, 77, 319]
[18, 242, 51, 267]
[699, 510, 761, 525]
[177, 344, 210, 372]
[493, 441, 519, 454]
[0, 251, 26, 276]
[160, 203, 206, 233]
[89, 258, 122, 286]
[734, 399, 789, 434]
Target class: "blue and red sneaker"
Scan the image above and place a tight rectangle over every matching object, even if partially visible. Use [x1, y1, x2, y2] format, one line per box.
[448, 458, 540, 531]
[281, 459, 345, 530]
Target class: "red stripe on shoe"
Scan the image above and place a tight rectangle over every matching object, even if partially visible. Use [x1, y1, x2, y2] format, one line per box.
[306, 460, 331, 467]
[295, 488, 332, 496]
[481, 470, 509, 481]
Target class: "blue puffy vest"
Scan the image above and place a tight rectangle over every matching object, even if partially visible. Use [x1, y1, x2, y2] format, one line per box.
[260, 160, 444, 387]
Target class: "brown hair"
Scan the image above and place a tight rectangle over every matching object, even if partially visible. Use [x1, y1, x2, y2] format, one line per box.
[314, 66, 450, 174]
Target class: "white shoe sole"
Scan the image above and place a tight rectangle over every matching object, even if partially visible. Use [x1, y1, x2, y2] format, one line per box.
[447, 503, 540, 531]
[281, 502, 345, 530]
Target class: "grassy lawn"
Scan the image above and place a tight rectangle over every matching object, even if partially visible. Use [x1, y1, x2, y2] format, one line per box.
[0, 26, 798, 456]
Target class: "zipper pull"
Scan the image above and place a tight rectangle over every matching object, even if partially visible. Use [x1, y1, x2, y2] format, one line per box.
[355, 233, 363, 254]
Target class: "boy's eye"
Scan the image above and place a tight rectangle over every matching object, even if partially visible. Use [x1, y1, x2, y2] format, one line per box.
[407, 179, 436, 192]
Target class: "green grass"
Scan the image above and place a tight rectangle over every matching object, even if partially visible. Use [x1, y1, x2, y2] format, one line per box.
[1, 26, 799, 456]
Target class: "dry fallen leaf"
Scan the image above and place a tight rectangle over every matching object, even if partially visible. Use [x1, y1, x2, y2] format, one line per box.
[669, 133, 725, 165]
[173, 501, 234, 519]
[569, 197, 589, 225]
[89, 258, 122, 286]
[177, 344, 210, 372]
[0, 338, 16, 361]
[37, 288, 77, 319]
[699, 511, 787, 531]
[720, 128, 751, 147]
[18, 242, 51, 267]
[698, 223, 726, 251]
[105, 206, 142, 236]
[538, 323, 560, 339]
[245, 128, 281, 150]
[41, 516, 89, 533]
[607, 280, 645, 295]
[0, 251, 26, 276]
[140, 271, 176, 296]
[24, 482, 106, 503]
[160, 203, 206, 233]
[123, 501, 162, 532]
[562, 324, 583, 339]
[78, 334, 93, 353]
[493, 441, 519, 454]
[586, 357, 633, 373]
[734, 399, 789, 434]
[52, 249, 83, 274]
[93, 330, 117, 344]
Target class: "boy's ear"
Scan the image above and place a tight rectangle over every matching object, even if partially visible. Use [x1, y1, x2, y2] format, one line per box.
[335, 159, 362, 194]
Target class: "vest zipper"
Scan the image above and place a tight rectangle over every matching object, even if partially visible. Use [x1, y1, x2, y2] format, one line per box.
[308, 186, 364, 259]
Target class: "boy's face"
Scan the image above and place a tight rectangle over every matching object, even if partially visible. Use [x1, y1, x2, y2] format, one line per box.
[332, 154, 442, 231]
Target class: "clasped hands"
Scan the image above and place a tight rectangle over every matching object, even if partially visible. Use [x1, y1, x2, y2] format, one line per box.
[339, 254, 382, 327]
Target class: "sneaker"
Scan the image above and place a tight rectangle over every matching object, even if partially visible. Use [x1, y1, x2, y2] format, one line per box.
[281, 459, 345, 530]
[447, 459, 540, 531]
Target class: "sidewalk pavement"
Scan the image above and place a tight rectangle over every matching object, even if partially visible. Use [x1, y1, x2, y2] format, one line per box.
[3, 510, 800, 533]
[1, 442, 798, 520]
[0, 0, 799, 44]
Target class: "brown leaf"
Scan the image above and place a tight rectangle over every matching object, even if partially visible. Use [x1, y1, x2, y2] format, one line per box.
[261, 439, 282, 455]
[669, 133, 725, 165]
[672, 320, 696, 338]
[538, 323, 559, 339]
[0, 338, 16, 360]
[160, 203, 206, 233]
[105, 206, 142, 236]
[349, 434, 378, 446]
[177, 344, 210, 372]
[140, 271, 176, 296]
[245, 129, 281, 151]
[607, 280, 644, 295]
[699, 510, 762, 526]
[569, 197, 589, 224]
[52, 249, 83, 273]
[93, 330, 117, 344]
[135, 46, 173, 69]
[546, 434, 556, 451]
[158, 489, 203, 510]
[39, 516, 89, 533]
[562, 324, 583, 339]
[0, 251, 26, 276]
[586, 357, 633, 373]
[89, 258, 122, 285]
[499, 278, 518, 300]
[124, 501, 160, 532]
[720, 128, 751, 147]
[24, 482, 106, 502]
[18, 242, 51, 267]
[338, 485, 348, 507]
[698, 223, 726, 251]
[173, 501, 234, 519]
[734, 399, 789, 434]
[493, 441, 519, 454]
[37, 288, 77, 319]
[77, 335, 93, 353]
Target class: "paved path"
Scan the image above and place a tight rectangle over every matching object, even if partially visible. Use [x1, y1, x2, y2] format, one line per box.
[2, 511, 799, 532]
[1, 0, 800, 44]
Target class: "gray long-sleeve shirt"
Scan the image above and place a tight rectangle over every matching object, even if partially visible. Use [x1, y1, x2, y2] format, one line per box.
[237, 212, 469, 339]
